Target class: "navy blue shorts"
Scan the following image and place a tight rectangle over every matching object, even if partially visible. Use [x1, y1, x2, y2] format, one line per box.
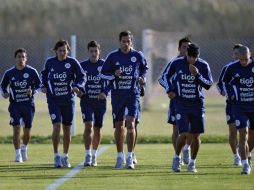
[8, 103, 35, 128]
[167, 99, 176, 125]
[80, 98, 106, 128]
[125, 98, 141, 124]
[47, 100, 75, 126]
[111, 93, 139, 122]
[175, 106, 205, 134]
[226, 103, 234, 124]
[233, 105, 254, 130]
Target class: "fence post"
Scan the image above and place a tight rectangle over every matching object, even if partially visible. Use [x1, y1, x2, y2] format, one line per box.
[71, 34, 77, 136]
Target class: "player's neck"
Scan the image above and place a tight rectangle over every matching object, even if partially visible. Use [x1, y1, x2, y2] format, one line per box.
[16, 64, 26, 70]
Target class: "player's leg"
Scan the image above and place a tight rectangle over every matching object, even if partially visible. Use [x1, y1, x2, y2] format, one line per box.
[229, 123, 241, 165]
[227, 103, 241, 165]
[182, 134, 191, 165]
[235, 113, 251, 174]
[9, 104, 22, 162]
[91, 101, 106, 166]
[61, 103, 74, 168]
[132, 122, 138, 164]
[83, 121, 93, 166]
[21, 104, 35, 161]
[48, 100, 62, 167]
[247, 112, 254, 168]
[125, 115, 136, 169]
[172, 111, 189, 172]
[186, 110, 205, 173]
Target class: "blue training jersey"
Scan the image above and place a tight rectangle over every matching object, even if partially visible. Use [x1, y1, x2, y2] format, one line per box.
[0, 65, 41, 104]
[216, 61, 237, 104]
[222, 58, 254, 110]
[41, 56, 86, 104]
[159, 56, 213, 107]
[100, 48, 148, 95]
[80, 58, 110, 99]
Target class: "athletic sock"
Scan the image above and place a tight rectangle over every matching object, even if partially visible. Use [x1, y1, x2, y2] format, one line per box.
[92, 149, 97, 156]
[86, 149, 91, 155]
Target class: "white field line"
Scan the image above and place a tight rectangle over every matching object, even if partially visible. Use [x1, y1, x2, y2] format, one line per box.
[45, 146, 109, 190]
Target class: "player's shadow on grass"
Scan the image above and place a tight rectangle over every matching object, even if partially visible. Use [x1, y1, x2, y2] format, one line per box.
[0, 163, 56, 172]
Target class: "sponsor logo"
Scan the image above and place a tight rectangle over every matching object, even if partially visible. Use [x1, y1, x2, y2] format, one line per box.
[120, 65, 133, 75]
[240, 77, 254, 87]
[23, 73, 29, 78]
[14, 80, 27, 89]
[53, 72, 67, 82]
[87, 75, 100, 84]
[181, 74, 195, 83]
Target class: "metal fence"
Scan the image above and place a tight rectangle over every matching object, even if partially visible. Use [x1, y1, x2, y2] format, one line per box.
[1, 34, 253, 84]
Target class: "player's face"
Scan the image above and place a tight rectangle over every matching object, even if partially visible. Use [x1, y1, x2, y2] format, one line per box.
[15, 52, 27, 68]
[56, 45, 69, 61]
[187, 55, 198, 65]
[88, 47, 100, 63]
[120, 35, 132, 53]
[178, 42, 190, 56]
[239, 53, 250, 67]
[232, 48, 240, 60]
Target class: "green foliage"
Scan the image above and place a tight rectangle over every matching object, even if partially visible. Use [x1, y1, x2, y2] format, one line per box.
[0, 0, 254, 39]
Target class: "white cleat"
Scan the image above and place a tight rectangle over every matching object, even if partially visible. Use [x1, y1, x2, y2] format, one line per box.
[15, 153, 23, 163]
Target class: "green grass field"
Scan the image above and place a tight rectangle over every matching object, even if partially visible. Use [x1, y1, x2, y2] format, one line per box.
[0, 86, 227, 138]
[0, 144, 253, 190]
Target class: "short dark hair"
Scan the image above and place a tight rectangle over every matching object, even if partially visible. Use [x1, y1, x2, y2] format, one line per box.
[53, 40, 71, 51]
[119, 30, 133, 41]
[14, 48, 27, 58]
[187, 43, 200, 57]
[233, 43, 243, 50]
[178, 37, 191, 48]
[87, 40, 100, 50]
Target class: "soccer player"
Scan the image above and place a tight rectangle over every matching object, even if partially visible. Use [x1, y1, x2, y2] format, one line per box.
[160, 43, 213, 173]
[0, 48, 41, 162]
[159, 37, 192, 165]
[100, 30, 148, 169]
[41, 40, 86, 168]
[79, 41, 108, 167]
[216, 44, 243, 166]
[222, 46, 254, 175]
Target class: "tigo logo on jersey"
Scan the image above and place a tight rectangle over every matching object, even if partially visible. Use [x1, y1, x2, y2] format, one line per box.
[240, 77, 254, 87]
[53, 72, 67, 82]
[120, 65, 133, 75]
[14, 80, 27, 89]
[87, 75, 100, 84]
[23, 73, 29, 78]
[181, 74, 195, 83]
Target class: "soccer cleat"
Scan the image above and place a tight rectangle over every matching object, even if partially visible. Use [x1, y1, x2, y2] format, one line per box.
[15, 153, 23, 163]
[172, 157, 181, 172]
[182, 148, 190, 165]
[115, 156, 124, 169]
[21, 146, 28, 161]
[61, 156, 71, 168]
[187, 162, 197, 173]
[54, 155, 62, 168]
[234, 155, 242, 166]
[126, 156, 135, 169]
[84, 154, 92, 167]
[248, 156, 252, 168]
[241, 163, 251, 175]
[91, 155, 97, 167]
[122, 154, 126, 164]
[132, 153, 138, 164]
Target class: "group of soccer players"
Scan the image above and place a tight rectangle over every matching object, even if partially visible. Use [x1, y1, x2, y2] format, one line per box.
[159, 38, 253, 175]
[1, 31, 254, 175]
[0, 30, 148, 170]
